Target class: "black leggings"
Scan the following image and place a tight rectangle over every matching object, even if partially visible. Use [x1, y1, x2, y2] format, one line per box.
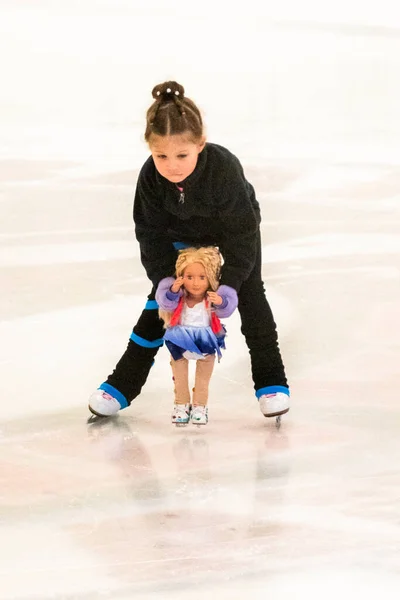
[105, 233, 288, 402]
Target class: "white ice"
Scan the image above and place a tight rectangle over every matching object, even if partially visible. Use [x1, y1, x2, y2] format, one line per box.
[1, 2, 400, 599]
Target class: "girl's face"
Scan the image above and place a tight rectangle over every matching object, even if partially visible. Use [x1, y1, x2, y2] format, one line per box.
[182, 262, 209, 300]
[149, 134, 205, 183]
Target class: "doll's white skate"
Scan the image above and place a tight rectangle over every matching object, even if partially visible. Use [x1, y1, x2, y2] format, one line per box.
[172, 403, 191, 426]
[190, 405, 208, 426]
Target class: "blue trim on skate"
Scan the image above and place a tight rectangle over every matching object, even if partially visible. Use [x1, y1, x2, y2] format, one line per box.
[130, 331, 164, 348]
[145, 299, 159, 310]
[98, 383, 128, 409]
[256, 385, 290, 399]
[173, 241, 191, 250]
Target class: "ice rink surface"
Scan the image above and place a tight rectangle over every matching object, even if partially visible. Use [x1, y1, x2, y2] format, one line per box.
[1, 1, 400, 598]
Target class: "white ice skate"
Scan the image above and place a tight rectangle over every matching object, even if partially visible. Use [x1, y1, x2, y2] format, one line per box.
[259, 392, 290, 427]
[172, 403, 191, 426]
[88, 390, 121, 417]
[190, 405, 208, 426]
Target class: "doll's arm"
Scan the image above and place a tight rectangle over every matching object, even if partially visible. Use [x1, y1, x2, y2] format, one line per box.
[155, 277, 183, 311]
[211, 285, 238, 318]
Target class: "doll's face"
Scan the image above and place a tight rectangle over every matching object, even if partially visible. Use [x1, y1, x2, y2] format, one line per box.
[182, 262, 209, 300]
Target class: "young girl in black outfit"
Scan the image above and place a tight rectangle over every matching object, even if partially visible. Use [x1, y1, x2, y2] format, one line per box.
[88, 80, 290, 420]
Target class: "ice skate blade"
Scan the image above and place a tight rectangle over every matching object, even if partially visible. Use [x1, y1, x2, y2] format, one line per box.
[263, 408, 289, 418]
[88, 405, 110, 419]
[87, 414, 105, 424]
[174, 422, 189, 427]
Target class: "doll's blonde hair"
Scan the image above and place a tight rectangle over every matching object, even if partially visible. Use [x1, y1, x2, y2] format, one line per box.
[159, 246, 222, 326]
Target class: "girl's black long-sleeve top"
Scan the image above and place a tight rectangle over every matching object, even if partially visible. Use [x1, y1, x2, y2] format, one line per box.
[133, 142, 261, 292]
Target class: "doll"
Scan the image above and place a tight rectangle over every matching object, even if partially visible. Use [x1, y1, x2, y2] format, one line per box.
[155, 247, 238, 425]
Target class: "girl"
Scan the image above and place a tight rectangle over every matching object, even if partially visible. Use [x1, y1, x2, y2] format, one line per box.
[156, 246, 237, 426]
[88, 80, 290, 420]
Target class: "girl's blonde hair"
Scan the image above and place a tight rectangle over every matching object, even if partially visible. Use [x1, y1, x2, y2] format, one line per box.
[159, 246, 221, 326]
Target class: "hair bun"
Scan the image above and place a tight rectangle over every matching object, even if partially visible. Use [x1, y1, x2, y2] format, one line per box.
[152, 81, 185, 101]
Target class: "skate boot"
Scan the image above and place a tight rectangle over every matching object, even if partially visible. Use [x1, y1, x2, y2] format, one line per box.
[172, 403, 191, 425]
[190, 405, 208, 425]
[259, 392, 290, 418]
[88, 389, 122, 417]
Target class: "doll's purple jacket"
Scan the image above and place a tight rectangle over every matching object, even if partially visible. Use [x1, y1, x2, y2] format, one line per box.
[156, 277, 238, 318]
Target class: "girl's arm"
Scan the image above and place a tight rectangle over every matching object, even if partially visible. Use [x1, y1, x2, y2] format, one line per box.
[209, 285, 238, 318]
[134, 160, 177, 287]
[217, 154, 260, 291]
[155, 277, 183, 311]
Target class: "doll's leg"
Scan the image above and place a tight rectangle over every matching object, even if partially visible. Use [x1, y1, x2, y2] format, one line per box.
[237, 232, 290, 416]
[191, 354, 215, 425]
[170, 358, 190, 404]
[192, 354, 215, 406]
[88, 287, 165, 416]
[170, 358, 191, 424]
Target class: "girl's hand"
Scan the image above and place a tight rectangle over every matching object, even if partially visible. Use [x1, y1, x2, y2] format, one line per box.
[171, 276, 184, 293]
[207, 291, 223, 306]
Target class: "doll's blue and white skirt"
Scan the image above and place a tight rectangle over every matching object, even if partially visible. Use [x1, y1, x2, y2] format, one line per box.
[164, 325, 226, 361]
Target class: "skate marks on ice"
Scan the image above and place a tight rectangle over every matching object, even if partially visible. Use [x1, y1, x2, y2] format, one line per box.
[2, 395, 400, 598]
